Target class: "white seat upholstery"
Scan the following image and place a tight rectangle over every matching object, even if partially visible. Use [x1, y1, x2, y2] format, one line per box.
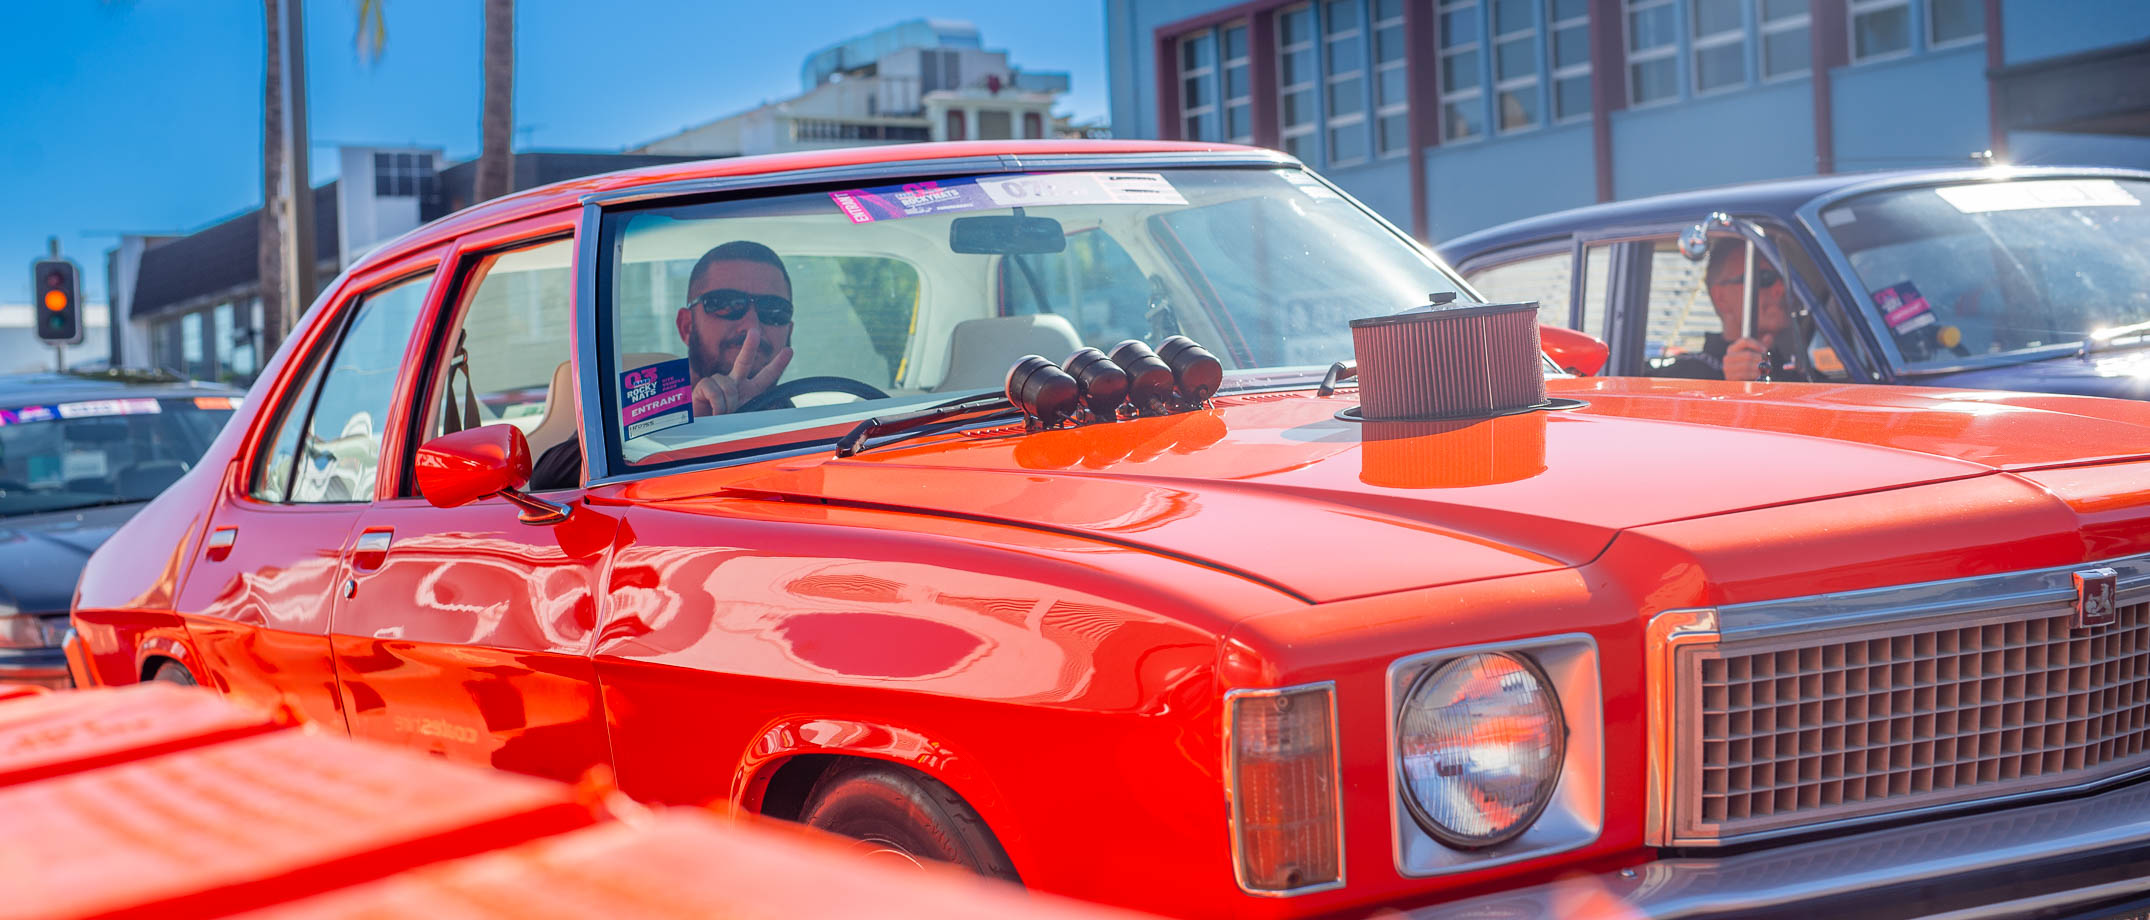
[934, 314, 1084, 393]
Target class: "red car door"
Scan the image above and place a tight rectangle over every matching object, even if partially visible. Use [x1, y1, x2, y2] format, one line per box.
[326, 231, 618, 783]
[174, 257, 442, 730]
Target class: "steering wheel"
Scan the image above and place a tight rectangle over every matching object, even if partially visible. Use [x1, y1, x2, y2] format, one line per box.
[735, 375, 891, 414]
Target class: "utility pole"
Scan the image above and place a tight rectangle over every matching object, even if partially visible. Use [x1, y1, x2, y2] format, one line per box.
[285, 0, 318, 318]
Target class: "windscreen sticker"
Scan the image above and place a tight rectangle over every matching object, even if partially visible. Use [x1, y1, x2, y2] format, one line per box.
[1875, 282, 1937, 335]
[1935, 179, 2140, 214]
[1278, 169, 1342, 200]
[0, 405, 56, 427]
[193, 396, 236, 410]
[62, 451, 108, 481]
[829, 172, 1186, 223]
[56, 398, 160, 419]
[620, 358, 693, 439]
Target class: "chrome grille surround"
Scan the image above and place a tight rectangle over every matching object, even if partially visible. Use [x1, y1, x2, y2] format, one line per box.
[1647, 553, 2150, 847]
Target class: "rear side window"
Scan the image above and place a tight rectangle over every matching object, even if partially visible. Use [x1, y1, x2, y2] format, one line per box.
[275, 273, 433, 503]
[1464, 249, 1576, 328]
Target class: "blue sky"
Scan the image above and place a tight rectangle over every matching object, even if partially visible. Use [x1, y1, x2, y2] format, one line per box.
[0, 1, 1110, 303]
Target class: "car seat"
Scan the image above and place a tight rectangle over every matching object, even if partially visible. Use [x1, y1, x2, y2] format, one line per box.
[933, 314, 1083, 393]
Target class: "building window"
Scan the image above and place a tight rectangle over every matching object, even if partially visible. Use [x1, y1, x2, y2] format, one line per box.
[979, 110, 1013, 140]
[946, 109, 966, 141]
[1492, 0, 1541, 131]
[1024, 111, 1045, 139]
[1849, 0, 1911, 61]
[1180, 30, 1219, 140]
[1548, 0, 1592, 121]
[1372, 0, 1407, 154]
[1928, 0, 1983, 47]
[1627, 0, 1678, 105]
[1438, 0, 1486, 141]
[371, 152, 435, 199]
[1760, 0, 1812, 79]
[1324, 0, 1370, 162]
[1278, 4, 1319, 159]
[1223, 24, 1254, 143]
[1691, 0, 1747, 94]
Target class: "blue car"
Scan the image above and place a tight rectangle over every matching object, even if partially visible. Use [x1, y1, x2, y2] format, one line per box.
[1441, 167, 2150, 395]
[0, 369, 238, 688]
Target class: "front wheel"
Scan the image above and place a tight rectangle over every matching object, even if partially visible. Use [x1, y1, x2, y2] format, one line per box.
[800, 762, 1020, 882]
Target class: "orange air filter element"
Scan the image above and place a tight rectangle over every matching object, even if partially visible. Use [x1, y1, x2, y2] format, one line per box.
[1349, 303, 1546, 420]
[1, 730, 598, 920]
[0, 682, 285, 788]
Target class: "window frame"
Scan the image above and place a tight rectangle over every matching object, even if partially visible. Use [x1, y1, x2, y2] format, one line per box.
[1759, 0, 1813, 81]
[1278, 3, 1321, 159]
[1372, 0, 1410, 156]
[1321, 0, 1372, 165]
[1626, 0, 1681, 107]
[1848, 0, 1914, 64]
[1548, 0, 1593, 123]
[1491, 0, 1544, 133]
[1924, 0, 1985, 50]
[1438, 0, 1488, 142]
[1690, 0, 1750, 96]
[1222, 23, 1256, 144]
[1179, 30, 1221, 141]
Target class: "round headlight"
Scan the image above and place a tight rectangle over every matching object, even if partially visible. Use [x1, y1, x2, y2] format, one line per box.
[1397, 652, 1565, 848]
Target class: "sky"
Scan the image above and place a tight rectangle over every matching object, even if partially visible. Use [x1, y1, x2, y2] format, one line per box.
[0, 1, 1111, 304]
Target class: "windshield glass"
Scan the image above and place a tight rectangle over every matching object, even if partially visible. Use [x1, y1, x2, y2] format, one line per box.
[0, 396, 235, 516]
[1820, 177, 2150, 371]
[600, 166, 1474, 469]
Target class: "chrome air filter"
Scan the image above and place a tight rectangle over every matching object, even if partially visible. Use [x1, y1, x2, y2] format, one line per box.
[1348, 303, 1548, 421]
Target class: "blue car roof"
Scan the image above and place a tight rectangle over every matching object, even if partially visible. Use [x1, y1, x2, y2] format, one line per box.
[0, 370, 242, 410]
[1436, 166, 2150, 262]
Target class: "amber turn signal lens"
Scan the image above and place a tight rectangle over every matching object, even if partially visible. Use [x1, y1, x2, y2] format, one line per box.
[1228, 683, 1342, 893]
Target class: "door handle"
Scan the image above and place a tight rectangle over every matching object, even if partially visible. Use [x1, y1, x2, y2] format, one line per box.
[351, 528, 394, 572]
[205, 526, 237, 561]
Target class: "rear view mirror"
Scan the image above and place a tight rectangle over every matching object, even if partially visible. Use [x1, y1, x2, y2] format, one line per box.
[1539, 325, 1609, 377]
[950, 215, 1067, 255]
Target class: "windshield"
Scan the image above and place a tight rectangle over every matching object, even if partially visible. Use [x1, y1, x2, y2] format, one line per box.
[600, 166, 1474, 469]
[0, 396, 235, 516]
[1820, 177, 2150, 371]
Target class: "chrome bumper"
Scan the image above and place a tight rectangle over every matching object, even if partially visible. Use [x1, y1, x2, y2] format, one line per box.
[1413, 777, 2150, 919]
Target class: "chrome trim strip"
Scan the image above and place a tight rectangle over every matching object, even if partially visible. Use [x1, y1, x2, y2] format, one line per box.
[579, 150, 1300, 208]
[573, 200, 610, 486]
[1407, 769, 2150, 919]
[1386, 634, 1605, 877]
[1222, 680, 1346, 898]
[1714, 550, 2150, 641]
[1644, 609, 1720, 847]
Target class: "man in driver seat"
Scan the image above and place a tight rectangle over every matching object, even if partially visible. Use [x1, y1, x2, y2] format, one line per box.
[678, 240, 797, 416]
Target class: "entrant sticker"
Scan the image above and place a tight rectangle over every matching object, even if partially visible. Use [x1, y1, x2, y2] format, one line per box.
[620, 358, 693, 439]
[0, 405, 57, 427]
[1874, 282, 1938, 335]
[828, 172, 1186, 223]
[56, 398, 161, 419]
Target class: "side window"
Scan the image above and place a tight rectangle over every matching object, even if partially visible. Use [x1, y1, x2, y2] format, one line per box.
[289, 273, 434, 503]
[999, 229, 1152, 346]
[1634, 230, 1851, 381]
[423, 238, 576, 459]
[1637, 238, 1721, 375]
[1578, 244, 1612, 338]
[250, 328, 338, 503]
[1463, 250, 1575, 328]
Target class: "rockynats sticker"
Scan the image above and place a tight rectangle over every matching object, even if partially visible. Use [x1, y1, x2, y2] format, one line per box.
[621, 358, 693, 439]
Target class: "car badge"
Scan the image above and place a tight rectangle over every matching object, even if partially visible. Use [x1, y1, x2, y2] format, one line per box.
[2073, 568, 2120, 630]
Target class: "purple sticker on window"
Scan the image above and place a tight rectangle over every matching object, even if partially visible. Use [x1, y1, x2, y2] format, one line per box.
[620, 358, 693, 439]
[1875, 282, 1937, 334]
[830, 179, 999, 224]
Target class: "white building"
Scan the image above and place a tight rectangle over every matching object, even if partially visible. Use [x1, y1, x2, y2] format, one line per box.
[0, 303, 110, 374]
[634, 19, 1073, 158]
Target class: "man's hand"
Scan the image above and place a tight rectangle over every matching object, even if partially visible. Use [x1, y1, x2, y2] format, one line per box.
[1723, 337, 1768, 381]
[692, 324, 795, 415]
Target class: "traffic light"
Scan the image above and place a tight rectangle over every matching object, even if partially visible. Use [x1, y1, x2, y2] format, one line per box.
[32, 258, 81, 345]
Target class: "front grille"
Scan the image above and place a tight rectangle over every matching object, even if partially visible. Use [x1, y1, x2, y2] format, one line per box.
[1669, 602, 2150, 842]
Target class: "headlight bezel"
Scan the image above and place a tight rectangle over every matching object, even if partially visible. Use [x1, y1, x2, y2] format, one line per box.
[1385, 633, 1605, 877]
[1395, 650, 1568, 849]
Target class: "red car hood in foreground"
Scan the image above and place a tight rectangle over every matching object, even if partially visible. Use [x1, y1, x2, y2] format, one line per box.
[645, 378, 2150, 604]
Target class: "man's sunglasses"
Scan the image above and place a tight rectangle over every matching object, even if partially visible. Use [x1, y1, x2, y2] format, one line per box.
[690, 289, 794, 325]
[1712, 268, 1783, 288]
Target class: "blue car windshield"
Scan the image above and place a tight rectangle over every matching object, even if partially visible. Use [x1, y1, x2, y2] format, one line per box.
[1820, 177, 2150, 370]
[0, 397, 235, 516]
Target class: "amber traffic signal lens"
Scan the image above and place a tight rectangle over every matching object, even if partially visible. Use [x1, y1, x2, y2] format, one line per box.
[42, 289, 67, 311]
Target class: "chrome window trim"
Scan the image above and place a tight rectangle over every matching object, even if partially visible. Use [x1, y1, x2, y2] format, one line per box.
[578, 151, 1301, 209]
[1714, 549, 2150, 642]
[1222, 680, 1347, 897]
[1792, 167, 2150, 380]
[1386, 633, 1604, 878]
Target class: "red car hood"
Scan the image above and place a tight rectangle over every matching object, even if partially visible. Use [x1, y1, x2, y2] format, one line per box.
[654, 379, 2150, 603]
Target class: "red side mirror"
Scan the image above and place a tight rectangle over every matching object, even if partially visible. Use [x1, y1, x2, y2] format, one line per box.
[1539, 325, 1610, 377]
[415, 425, 533, 509]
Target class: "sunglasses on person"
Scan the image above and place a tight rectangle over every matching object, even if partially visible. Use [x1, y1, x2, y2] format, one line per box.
[690, 289, 794, 325]
[1711, 268, 1783, 289]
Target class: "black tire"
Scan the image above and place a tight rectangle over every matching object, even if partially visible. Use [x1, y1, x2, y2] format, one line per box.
[800, 761, 1020, 882]
[148, 661, 197, 686]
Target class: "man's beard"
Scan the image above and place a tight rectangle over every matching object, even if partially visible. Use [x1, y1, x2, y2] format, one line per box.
[688, 322, 776, 380]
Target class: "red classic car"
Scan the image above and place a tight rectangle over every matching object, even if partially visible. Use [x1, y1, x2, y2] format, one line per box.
[68, 140, 2150, 919]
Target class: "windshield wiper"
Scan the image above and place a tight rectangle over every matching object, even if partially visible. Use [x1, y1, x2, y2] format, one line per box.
[2080, 321, 2150, 356]
[835, 394, 1020, 458]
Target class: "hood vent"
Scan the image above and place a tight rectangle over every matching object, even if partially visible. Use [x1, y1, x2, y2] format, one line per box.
[1347, 303, 1551, 421]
